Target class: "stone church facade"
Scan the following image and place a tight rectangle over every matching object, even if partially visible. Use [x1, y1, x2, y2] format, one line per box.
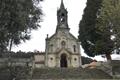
[42, 0, 82, 68]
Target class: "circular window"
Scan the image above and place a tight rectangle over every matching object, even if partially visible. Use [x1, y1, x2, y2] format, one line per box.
[61, 41, 66, 48]
[74, 58, 77, 61]
[50, 58, 53, 60]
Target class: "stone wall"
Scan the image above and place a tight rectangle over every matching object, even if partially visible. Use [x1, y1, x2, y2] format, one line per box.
[0, 58, 33, 67]
[34, 54, 45, 68]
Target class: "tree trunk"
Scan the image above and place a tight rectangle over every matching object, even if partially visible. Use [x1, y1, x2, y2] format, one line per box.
[106, 53, 112, 61]
[9, 39, 13, 51]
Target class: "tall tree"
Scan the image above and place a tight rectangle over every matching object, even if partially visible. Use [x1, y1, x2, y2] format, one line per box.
[96, 0, 120, 56]
[0, 0, 43, 52]
[79, 0, 120, 60]
[78, 0, 102, 57]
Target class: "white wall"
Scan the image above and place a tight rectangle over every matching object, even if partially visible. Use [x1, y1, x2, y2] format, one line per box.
[34, 54, 45, 62]
[47, 54, 56, 67]
[71, 55, 80, 67]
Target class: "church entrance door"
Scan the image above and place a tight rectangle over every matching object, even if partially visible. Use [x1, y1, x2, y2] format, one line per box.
[60, 54, 67, 67]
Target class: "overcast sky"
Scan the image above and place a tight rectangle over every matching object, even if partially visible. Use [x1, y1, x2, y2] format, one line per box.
[13, 0, 87, 52]
[12, 0, 120, 61]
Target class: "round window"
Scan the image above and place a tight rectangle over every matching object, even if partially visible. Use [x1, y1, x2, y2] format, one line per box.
[74, 58, 77, 61]
[61, 41, 66, 47]
[50, 58, 53, 60]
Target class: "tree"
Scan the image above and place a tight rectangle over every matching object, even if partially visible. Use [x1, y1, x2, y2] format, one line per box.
[95, 0, 120, 59]
[78, 0, 102, 57]
[0, 0, 43, 52]
[79, 0, 120, 60]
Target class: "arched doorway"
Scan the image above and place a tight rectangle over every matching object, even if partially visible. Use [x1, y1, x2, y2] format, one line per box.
[60, 54, 67, 67]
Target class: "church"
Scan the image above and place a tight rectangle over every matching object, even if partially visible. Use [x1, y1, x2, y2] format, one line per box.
[0, 1, 117, 79]
[34, 0, 82, 68]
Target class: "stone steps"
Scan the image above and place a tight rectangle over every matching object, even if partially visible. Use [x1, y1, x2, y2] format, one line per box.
[0, 69, 11, 80]
[32, 68, 112, 79]
[0, 67, 113, 80]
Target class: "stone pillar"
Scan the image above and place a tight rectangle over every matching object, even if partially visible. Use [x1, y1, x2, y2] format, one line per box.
[78, 42, 82, 66]
[56, 56, 60, 67]
[45, 37, 49, 67]
[57, 38, 60, 48]
[68, 56, 71, 67]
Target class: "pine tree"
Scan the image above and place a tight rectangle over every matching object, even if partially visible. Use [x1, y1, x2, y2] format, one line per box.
[96, 0, 120, 58]
[78, 0, 102, 57]
[79, 0, 120, 60]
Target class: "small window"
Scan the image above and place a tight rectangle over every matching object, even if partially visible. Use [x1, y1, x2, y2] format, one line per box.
[74, 58, 77, 61]
[73, 45, 76, 52]
[50, 57, 53, 60]
[61, 13, 65, 16]
[50, 44, 53, 52]
[50, 44, 53, 47]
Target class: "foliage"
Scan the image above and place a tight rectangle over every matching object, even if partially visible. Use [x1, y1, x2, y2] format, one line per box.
[0, 0, 43, 52]
[81, 56, 93, 65]
[96, 0, 120, 54]
[78, 0, 102, 57]
[79, 0, 120, 60]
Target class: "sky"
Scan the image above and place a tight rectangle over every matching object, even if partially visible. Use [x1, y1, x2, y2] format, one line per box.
[12, 0, 120, 61]
[13, 0, 87, 52]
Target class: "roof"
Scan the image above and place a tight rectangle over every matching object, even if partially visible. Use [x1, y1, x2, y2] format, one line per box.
[46, 33, 56, 41]
[46, 32, 78, 43]
[69, 33, 78, 41]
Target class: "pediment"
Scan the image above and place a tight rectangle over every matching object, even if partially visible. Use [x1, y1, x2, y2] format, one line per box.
[54, 48, 72, 56]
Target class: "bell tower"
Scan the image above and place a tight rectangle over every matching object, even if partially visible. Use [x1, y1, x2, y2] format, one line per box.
[56, 0, 69, 31]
